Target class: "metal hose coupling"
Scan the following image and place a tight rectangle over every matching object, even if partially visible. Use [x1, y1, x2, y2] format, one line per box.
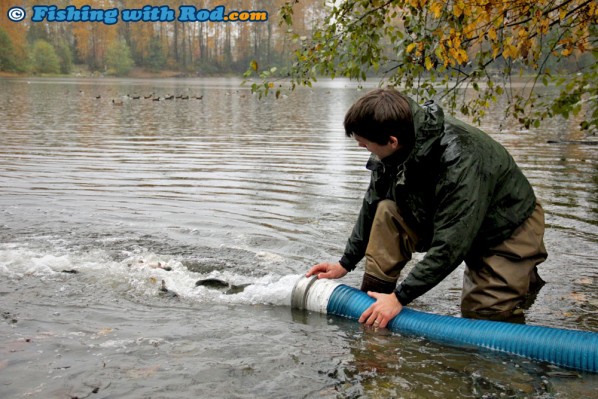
[291, 275, 341, 314]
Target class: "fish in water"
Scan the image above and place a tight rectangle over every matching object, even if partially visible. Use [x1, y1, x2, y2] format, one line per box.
[130, 259, 172, 271]
[61, 269, 79, 274]
[149, 261, 172, 271]
[195, 278, 250, 295]
[159, 280, 179, 299]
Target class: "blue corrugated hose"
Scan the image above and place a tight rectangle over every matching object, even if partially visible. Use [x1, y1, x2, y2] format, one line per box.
[327, 284, 598, 373]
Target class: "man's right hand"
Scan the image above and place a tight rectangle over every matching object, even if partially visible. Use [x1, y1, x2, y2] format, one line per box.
[305, 262, 348, 280]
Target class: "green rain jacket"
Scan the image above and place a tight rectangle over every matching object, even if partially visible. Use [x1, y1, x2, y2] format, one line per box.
[339, 98, 536, 305]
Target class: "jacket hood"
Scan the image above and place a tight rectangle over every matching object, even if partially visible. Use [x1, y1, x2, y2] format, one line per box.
[407, 98, 445, 162]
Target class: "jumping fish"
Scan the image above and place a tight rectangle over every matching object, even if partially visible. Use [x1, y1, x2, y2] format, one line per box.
[195, 278, 249, 295]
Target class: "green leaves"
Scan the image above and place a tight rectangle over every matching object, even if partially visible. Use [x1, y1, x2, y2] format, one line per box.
[248, 0, 597, 133]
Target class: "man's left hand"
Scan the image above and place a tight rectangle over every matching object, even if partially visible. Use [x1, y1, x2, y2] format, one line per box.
[358, 291, 403, 329]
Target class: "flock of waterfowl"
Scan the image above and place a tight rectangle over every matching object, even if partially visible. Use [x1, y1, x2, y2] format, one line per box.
[96, 90, 249, 105]
[95, 93, 204, 105]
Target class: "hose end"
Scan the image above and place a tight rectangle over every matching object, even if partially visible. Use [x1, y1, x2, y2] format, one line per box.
[291, 275, 318, 310]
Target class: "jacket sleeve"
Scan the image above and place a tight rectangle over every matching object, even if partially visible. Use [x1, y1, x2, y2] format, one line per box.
[339, 175, 383, 271]
[395, 148, 493, 305]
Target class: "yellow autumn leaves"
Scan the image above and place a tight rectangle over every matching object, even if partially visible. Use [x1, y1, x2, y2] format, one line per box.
[404, 0, 595, 70]
[406, 29, 468, 69]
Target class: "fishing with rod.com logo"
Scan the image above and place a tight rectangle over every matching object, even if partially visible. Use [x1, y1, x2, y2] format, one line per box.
[7, 4, 268, 24]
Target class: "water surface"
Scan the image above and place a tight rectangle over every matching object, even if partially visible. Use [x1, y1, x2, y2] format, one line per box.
[1, 77, 597, 398]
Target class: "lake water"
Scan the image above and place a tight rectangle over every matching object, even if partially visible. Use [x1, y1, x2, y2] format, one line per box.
[1, 77, 597, 398]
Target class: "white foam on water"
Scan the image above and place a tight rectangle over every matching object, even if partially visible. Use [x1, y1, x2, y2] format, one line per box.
[210, 273, 300, 306]
[0, 244, 65, 277]
[0, 242, 300, 307]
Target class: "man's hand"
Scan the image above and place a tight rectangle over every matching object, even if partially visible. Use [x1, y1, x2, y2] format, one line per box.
[305, 262, 348, 280]
[358, 291, 403, 329]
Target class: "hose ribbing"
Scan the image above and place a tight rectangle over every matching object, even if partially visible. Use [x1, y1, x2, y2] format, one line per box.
[326, 283, 598, 373]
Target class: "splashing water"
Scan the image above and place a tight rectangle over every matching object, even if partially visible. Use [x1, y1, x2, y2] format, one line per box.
[0, 241, 300, 308]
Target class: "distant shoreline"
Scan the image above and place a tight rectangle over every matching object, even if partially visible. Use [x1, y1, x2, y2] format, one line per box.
[0, 67, 228, 80]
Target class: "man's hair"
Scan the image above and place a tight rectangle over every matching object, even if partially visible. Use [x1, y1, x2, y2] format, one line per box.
[344, 88, 415, 147]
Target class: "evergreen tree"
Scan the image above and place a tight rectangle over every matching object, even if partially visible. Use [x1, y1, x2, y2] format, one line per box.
[31, 40, 60, 74]
[0, 27, 17, 72]
[105, 40, 134, 76]
[54, 40, 73, 74]
[146, 39, 167, 72]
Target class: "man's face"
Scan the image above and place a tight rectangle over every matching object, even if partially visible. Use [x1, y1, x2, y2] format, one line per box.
[353, 134, 400, 160]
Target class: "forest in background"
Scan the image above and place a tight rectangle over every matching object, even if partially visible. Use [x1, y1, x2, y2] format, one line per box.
[0, 0, 592, 79]
[0, 0, 324, 76]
